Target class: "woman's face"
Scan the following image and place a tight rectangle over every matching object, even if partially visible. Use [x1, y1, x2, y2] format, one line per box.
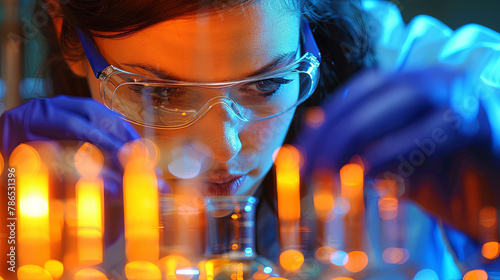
[84, 1, 301, 198]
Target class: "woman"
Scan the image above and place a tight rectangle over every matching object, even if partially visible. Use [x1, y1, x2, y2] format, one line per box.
[2, 0, 498, 277]
[1, 0, 373, 269]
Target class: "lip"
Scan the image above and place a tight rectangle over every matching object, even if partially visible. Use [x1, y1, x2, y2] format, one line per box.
[205, 175, 247, 196]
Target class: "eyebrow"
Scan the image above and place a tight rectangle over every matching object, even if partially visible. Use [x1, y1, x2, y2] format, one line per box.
[122, 51, 297, 81]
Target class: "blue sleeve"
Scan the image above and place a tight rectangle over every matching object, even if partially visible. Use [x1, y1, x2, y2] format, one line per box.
[362, 0, 500, 156]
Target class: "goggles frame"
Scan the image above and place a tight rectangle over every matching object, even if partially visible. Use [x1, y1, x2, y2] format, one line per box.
[76, 20, 322, 129]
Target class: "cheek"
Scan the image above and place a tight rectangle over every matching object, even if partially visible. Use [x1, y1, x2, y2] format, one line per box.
[236, 110, 295, 195]
[244, 109, 296, 154]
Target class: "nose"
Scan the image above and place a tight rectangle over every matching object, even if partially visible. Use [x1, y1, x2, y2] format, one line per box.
[193, 102, 242, 163]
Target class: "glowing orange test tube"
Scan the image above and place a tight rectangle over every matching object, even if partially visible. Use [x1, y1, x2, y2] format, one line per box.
[11, 144, 51, 266]
[74, 143, 106, 265]
[121, 140, 160, 262]
[275, 145, 302, 249]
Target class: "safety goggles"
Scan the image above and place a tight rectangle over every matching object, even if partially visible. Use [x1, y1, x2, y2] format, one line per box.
[77, 20, 321, 129]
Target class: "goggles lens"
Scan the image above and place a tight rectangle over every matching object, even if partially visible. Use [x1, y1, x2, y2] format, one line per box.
[100, 52, 320, 129]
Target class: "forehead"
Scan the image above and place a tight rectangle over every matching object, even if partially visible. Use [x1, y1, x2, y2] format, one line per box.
[94, 1, 301, 82]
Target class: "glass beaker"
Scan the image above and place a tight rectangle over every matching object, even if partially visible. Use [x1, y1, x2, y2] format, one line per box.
[204, 196, 281, 279]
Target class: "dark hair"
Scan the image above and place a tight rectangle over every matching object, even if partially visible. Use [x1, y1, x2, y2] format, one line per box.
[35, 0, 375, 260]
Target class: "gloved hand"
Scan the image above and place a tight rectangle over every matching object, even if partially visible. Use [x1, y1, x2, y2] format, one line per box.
[0, 95, 170, 247]
[2, 95, 138, 160]
[295, 66, 499, 274]
[1, 94, 139, 192]
[296, 66, 492, 186]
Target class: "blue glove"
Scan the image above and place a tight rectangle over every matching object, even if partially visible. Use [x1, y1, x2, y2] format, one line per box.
[0, 94, 141, 192]
[1, 95, 139, 163]
[294, 67, 496, 273]
[0, 95, 142, 245]
[296, 67, 492, 179]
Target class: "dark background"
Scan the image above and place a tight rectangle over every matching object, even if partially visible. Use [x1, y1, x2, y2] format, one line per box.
[395, 0, 500, 31]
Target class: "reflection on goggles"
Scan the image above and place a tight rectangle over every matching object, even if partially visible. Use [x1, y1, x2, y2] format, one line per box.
[100, 52, 320, 129]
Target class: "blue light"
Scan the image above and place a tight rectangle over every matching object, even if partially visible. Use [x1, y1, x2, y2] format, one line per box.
[342, 87, 349, 99]
[480, 54, 500, 157]
[413, 269, 438, 280]
[248, 197, 256, 204]
[333, 197, 350, 214]
[176, 268, 200, 276]
[330, 250, 348, 266]
[263, 267, 272, 274]
[0, 79, 5, 100]
[245, 205, 252, 212]
[245, 247, 253, 256]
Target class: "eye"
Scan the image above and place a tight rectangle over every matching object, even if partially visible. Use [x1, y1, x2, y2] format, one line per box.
[241, 78, 293, 96]
[131, 85, 183, 97]
[127, 85, 187, 108]
[128, 85, 186, 99]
